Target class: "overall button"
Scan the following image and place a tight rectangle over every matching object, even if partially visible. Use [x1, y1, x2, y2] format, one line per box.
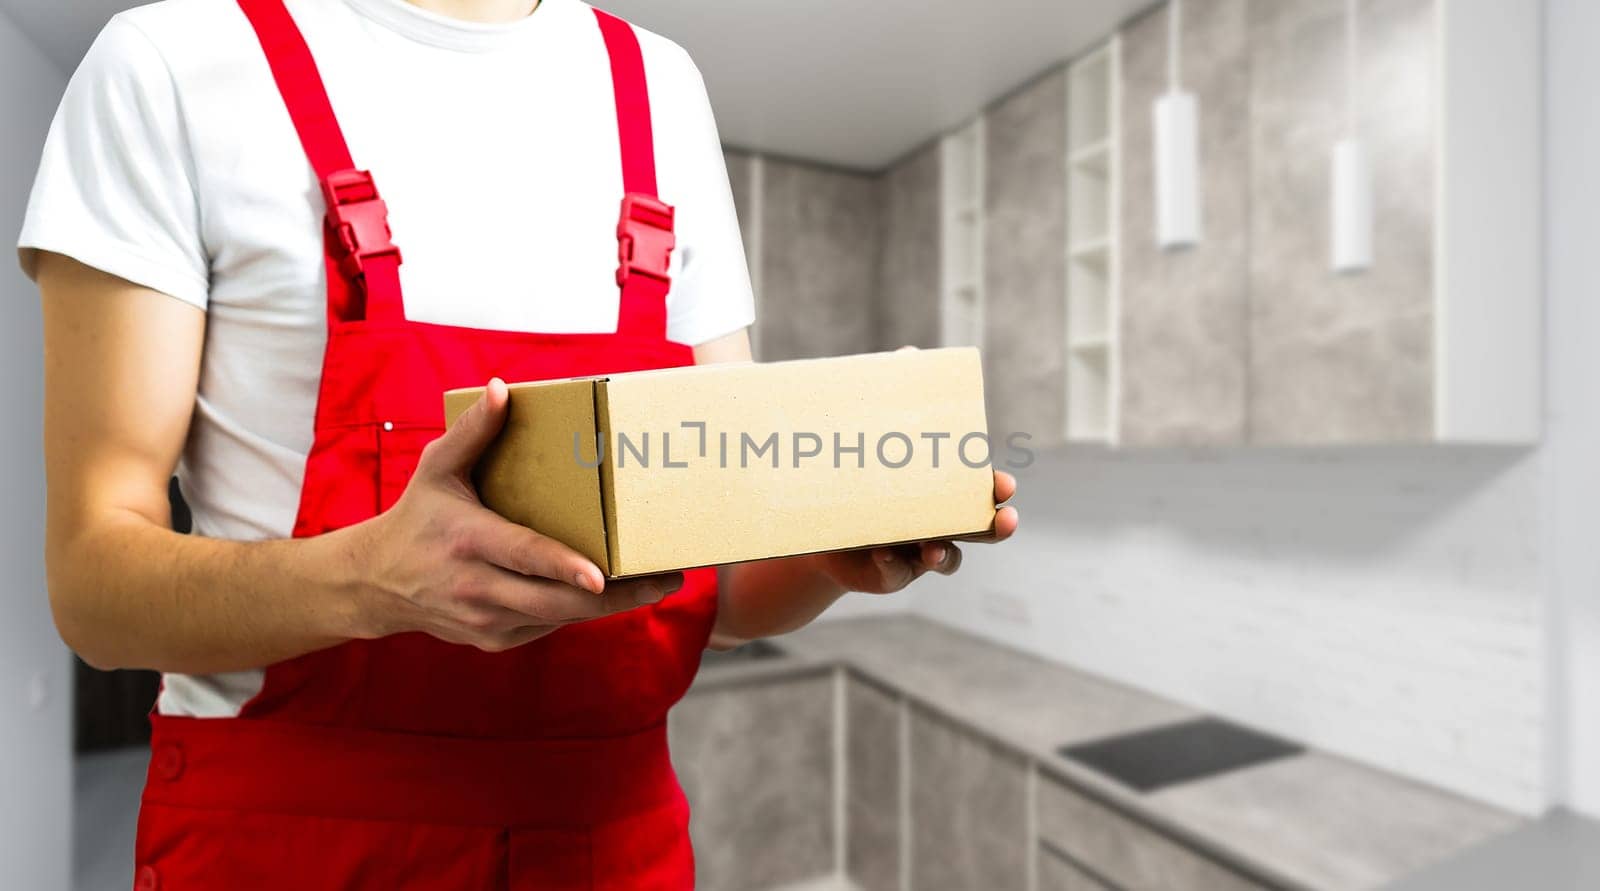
[382, 421, 394, 432]
[153, 742, 184, 782]
[134, 865, 160, 891]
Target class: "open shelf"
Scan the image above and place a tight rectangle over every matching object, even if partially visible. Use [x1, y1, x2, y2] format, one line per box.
[1067, 346, 1113, 443]
[1069, 162, 1113, 243]
[1064, 35, 1121, 445]
[1069, 239, 1111, 273]
[940, 117, 986, 349]
[1069, 260, 1110, 337]
[1068, 45, 1114, 153]
[1069, 139, 1113, 178]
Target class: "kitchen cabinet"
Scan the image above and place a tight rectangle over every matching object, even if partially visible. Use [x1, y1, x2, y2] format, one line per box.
[672, 657, 1304, 891]
[1245, 0, 1539, 444]
[1037, 774, 1270, 891]
[845, 675, 902, 891]
[908, 705, 1031, 890]
[669, 673, 836, 891]
[729, 0, 1537, 447]
[984, 69, 1070, 445]
[939, 119, 987, 352]
[1090, 0, 1539, 446]
[1114, 2, 1253, 447]
[1065, 37, 1125, 444]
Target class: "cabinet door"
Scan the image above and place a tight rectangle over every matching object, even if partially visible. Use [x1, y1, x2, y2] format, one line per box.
[984, 69, 1069, 445]
[1037, 775, 1272, 891]
[846, 676, 902, 891]
[1117, 0, 1252, 446]
[669, 674, 835, 891]
[1246, 0, 1436, 444]
[908, 705, 1030, 890]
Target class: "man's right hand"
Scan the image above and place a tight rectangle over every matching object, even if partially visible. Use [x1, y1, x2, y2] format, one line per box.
[347, 378, 682, 653]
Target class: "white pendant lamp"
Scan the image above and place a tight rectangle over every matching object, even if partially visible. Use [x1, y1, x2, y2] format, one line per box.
[1331, 0, 1373, 272]
[1154, 0, 1201, 249]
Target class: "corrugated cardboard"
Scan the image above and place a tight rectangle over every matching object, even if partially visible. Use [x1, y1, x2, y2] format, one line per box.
[443, 348, 996, 578]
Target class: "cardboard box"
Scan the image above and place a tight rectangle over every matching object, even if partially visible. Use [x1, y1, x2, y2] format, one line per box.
[443, 348, 996, 578]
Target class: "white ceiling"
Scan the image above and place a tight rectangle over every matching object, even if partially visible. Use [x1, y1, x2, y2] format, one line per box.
[0, 0, 1152, 170]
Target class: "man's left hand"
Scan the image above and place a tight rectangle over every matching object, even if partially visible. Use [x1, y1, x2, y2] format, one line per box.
[811, 470, 1019, 594]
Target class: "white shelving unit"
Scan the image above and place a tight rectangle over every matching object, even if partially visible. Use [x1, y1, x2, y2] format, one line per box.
[1065, 37, 1122, 444]
[939, 117, 986, 349]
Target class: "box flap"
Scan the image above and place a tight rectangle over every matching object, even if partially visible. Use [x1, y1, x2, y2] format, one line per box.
[444, 379, 611, 573]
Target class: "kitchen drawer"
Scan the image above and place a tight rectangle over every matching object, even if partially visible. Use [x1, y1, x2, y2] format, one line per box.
[1037, 775, 1272, 890]
[670, 674, 835, 891]
[845, 675, 901, 891]
[909, 705, 1030, 890]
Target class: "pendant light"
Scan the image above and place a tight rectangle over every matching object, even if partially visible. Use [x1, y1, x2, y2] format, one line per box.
[1154, 0, 1201, 249]
[1331, 0, 1373, 272]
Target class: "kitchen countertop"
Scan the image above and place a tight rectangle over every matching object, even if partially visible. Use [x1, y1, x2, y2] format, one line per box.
[697, 614, 1522, 891]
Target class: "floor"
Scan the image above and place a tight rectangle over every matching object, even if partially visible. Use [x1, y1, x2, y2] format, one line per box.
[75, 748, 147, 891]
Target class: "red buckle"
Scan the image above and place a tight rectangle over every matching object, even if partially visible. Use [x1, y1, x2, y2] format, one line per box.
[321, 169, 401, 289]
[616, 193, 675, 288]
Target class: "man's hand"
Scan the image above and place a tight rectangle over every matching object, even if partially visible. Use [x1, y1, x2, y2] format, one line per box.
[710, 466, 1020, 647]
[807, 470, 1019, 594]
[347, 378, 682, 653]
[697, 331, 1023, 647]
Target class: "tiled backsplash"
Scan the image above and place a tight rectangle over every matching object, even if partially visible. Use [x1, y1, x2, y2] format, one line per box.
[898, 446, 1546, 814]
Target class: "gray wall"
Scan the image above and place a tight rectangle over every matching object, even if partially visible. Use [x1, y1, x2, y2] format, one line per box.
[751, 159, 882, 361]
[0, 11, 70, 890]
[876, 141, 942, 351]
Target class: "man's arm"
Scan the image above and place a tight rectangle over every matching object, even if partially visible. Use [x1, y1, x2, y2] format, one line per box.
[40, 254, 672, 674]
[692, 331, 1019, 648]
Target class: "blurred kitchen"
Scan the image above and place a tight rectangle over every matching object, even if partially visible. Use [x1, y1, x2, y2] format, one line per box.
[3, 0, 1598, 889]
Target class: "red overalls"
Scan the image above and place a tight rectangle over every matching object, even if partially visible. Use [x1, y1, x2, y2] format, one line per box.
[130, 2, 718, 888]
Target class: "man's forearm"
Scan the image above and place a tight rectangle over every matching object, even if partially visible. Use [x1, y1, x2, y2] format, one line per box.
[50, 512, 373, 674]
[712, 556, 847, 645]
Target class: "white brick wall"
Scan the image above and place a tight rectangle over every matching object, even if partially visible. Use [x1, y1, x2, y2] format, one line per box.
[904, 448, 1547, 814]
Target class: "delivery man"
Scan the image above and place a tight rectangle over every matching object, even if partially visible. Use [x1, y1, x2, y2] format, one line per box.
[20, 0, 1018, 887]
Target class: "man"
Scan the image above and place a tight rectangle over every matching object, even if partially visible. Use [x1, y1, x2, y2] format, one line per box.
[21, 0, 1018, 887]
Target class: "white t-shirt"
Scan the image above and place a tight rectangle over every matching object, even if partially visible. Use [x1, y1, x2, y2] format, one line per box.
[17, 0, 754, 717]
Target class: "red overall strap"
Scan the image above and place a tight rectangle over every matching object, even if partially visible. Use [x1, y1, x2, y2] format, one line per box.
[237, 0, 404, 323]
[595, 9, 673, 340]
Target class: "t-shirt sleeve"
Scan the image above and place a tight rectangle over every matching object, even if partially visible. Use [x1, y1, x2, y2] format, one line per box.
[655, 44, 756, 348]
[17, 16, 210, 310]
